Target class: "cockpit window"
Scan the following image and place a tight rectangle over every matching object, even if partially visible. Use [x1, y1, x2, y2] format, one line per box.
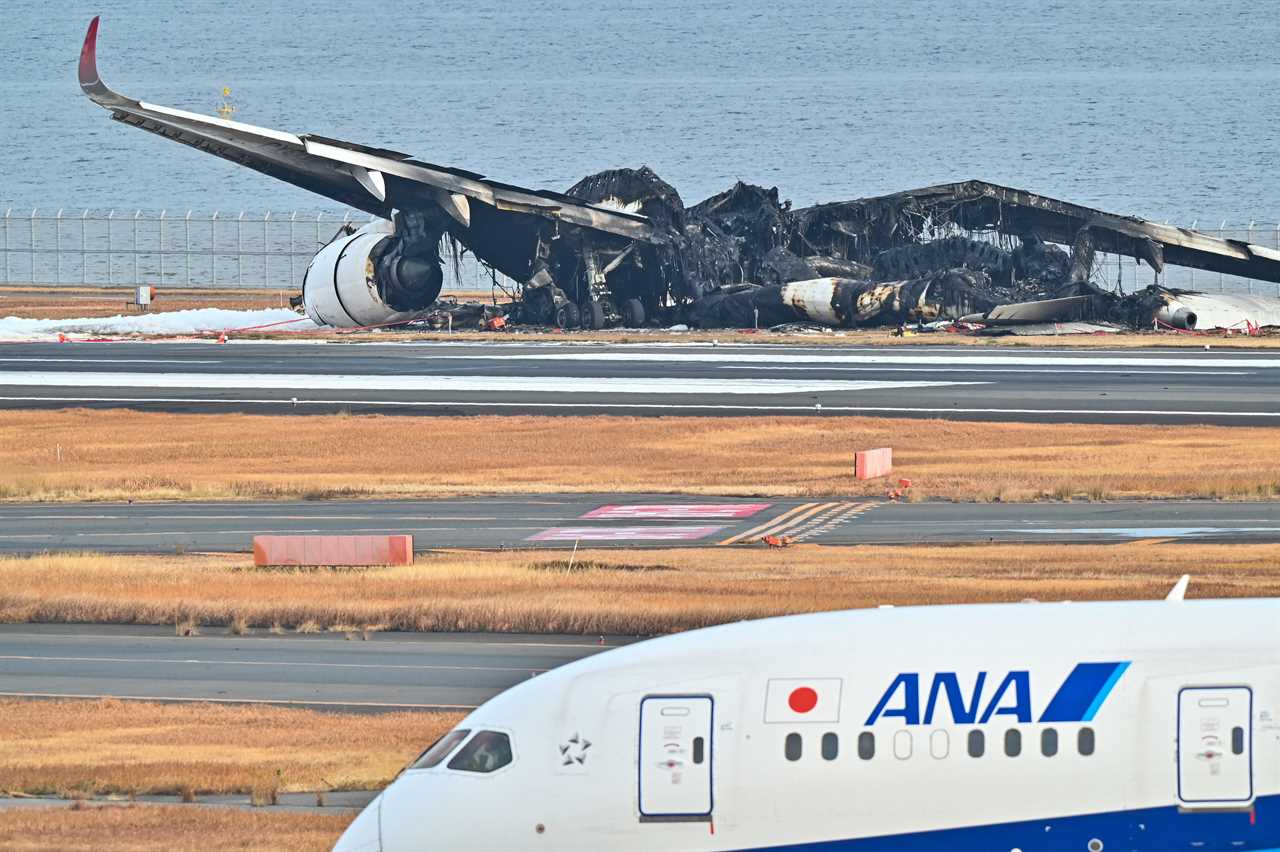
[410, 729, 471, 769]
[448, 731, 513, 773]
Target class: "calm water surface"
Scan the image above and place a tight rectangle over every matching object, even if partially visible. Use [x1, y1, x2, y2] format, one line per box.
[1, 1, 1277, 223]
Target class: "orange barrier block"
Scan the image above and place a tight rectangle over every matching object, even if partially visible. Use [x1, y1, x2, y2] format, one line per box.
[253, 535, 413, 567]
[854, 447, 893, 480]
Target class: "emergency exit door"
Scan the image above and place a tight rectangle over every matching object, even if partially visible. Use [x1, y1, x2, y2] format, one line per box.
[638, 695, 713, 820]
[1177, 686, 1253, 806]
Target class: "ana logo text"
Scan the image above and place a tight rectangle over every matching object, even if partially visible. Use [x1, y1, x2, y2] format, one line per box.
[865, 662, 1130, 726]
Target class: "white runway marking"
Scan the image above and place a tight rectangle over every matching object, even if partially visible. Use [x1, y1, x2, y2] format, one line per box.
[0, 358, 221, 364]
[0, 371, 975, 396]
[720, 366, 1251, 376]
[0, 691, 477, 710]
[418, 352, 1280, 369]
[0, 654, 546, 674]
[0, 395, 1275, 418]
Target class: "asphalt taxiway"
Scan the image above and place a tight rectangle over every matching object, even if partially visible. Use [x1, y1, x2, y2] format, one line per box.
[1, 340, 1278, 423]
[3, 495, 1279, 552]
[0, 624, 615, 711]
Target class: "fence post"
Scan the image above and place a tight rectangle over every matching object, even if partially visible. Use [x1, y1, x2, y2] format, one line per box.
[211, 211, 219, 286]
[158, 209, 168, 285]
[264, 210, 272, 287]
[106, 210, 115, 285]
[29, 209, 38, 284]
[132, 210, 141, 285]
[2, 208, 9, 284]
[81, 210, 89, 284]
[55, 209, 64, 284]
[185, 210, 192, 286]
[289, 211, 297, 289]
[237, 211, 244, 287]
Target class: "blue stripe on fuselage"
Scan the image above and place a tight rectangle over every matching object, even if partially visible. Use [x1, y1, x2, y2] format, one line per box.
[734, 794, 1280, 851]
[1082, 661, 1130, 722]
[1039, 661, 1128, 723]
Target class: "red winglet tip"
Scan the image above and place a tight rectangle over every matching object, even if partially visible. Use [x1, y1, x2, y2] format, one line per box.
[78, 17, 101, 88]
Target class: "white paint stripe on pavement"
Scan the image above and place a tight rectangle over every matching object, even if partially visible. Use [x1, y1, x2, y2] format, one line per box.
[0, 395, 1275, 417]
[0, 372, 976, 396]
[720, 366, 1251, 376]
[0, 691, 477, 710]
[0, 654, 547, 673]
[414, 352, 1280, 368]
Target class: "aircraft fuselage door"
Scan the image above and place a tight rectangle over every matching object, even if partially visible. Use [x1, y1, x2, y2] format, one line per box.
[638, 695, 713, 820]
[1177, 686, 1253, 807]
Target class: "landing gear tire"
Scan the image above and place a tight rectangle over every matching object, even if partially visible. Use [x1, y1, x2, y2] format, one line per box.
[564, 303, 581, 329]
[553, 303, 571, 329]
[621, 298, 646, 327]
[581, 300, 606, 330]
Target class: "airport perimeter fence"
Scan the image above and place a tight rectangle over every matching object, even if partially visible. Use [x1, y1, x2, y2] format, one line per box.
[2, 207, 1279, 298]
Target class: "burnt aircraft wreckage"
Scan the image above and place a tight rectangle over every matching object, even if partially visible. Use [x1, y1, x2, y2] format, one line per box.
[79, 19, 1280, 333]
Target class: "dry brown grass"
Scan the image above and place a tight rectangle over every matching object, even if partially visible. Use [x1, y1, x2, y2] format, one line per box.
[2, 410, 1279, 503]
[0, 287, 288, 320]
[0, 698, 460, 797]
[0, 804, 352, 852]
[2, 545, 1277, 636]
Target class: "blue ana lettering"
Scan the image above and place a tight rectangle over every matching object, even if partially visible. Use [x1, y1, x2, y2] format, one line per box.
[868, 671, 1032, 726]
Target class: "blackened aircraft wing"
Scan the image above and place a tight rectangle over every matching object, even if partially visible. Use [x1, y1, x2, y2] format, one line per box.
[77, 17, 653, 242]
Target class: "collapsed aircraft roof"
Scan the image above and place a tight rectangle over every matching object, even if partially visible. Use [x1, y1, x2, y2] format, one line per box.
[795, 180, 1280, 284]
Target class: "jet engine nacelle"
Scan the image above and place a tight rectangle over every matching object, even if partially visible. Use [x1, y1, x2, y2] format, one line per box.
[302, 220, 438, 328]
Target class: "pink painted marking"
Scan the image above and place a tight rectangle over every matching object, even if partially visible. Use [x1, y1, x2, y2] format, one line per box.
[527, 526, 726, 542]
[580, 503, 772, 520]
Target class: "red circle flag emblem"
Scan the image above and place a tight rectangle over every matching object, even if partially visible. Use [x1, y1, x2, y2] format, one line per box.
[788, 686, 819, 714]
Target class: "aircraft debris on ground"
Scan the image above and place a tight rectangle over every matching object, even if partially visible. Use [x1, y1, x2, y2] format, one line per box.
[79, 18, 1280, 336]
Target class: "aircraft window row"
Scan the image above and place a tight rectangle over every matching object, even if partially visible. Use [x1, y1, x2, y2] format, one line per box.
[409, 729, 513, 773]
[786, 727, 1097, 762]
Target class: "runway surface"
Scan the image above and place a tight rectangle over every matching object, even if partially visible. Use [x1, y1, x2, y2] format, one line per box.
[2, 340, 1279, 423]
[3, 495, 1279, 552]
[0, 624, 616, 711]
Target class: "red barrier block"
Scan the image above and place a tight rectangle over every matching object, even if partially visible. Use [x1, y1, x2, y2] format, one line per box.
[854, 447, 893, 480]
[253, 535, 413, 567]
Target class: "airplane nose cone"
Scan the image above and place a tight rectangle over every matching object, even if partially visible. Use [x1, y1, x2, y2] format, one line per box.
[332, 792, 381, 852]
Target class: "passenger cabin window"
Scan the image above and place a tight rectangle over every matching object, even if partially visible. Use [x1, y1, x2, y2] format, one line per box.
[1041, 728, 1059, 757]
[893, 730, 913, 760]
[447, 731, 513, 773]
[821, 733, 839, 761]
[858, 732, 875, 760]
[930, 730, 949, 760]
[967, 730, 985, 758]
[785, 733, 803, 761]
[693, 736, 706, 765]
[1232, 727, 1245, 756]
[1004, 729, 1022, 757]
[410, 729, 471, 769]
[1078, 727, 1096, 756]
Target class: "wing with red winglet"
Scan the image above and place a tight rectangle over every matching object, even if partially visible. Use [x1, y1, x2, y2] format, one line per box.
[77, 18, 653, 240]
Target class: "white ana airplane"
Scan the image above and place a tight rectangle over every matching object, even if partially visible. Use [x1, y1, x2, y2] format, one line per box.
[334, 581, 1280, 851]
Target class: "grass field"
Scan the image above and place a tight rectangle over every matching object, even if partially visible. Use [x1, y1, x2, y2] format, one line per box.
[2, 410, 1278, 504]
[0, 698, 459, 797]
[2, 545, 1275, 635]
[0, 286, 289, 319]
[0, 805, 353, 852]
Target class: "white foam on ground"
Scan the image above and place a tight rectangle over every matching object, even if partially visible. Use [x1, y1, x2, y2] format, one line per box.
[0, 309, 318, 341]
[0, 372, 979, 396]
